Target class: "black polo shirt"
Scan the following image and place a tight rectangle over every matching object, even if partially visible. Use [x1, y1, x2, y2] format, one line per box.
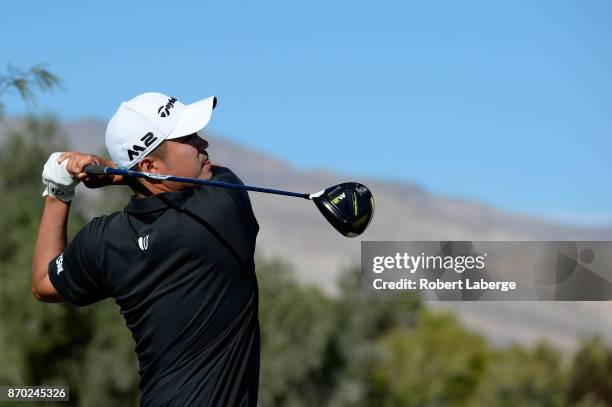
[48, 167, 260, 407]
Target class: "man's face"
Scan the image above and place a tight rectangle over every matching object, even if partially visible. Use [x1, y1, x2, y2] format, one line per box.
[160, 132, 213, 187]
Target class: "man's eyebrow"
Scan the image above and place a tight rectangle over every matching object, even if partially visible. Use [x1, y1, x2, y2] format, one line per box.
[174, 134, 195, 142]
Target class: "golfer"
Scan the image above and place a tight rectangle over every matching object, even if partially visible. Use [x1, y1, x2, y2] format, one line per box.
[31, 92, 260, 406]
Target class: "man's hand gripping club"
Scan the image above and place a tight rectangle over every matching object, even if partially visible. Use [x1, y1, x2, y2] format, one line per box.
[41, 152, 125, 202]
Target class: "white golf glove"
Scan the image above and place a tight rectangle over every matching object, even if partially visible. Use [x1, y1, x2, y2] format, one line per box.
[42, 152, 80, 202]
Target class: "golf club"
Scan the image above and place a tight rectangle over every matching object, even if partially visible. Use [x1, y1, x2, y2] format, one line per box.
[84, 165, 375, 237]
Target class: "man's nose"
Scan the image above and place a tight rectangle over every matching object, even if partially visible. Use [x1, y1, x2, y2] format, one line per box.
[192, 135, 209, 152]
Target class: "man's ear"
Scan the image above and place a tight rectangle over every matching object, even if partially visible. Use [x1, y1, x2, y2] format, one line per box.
[138, 157, 161, 173]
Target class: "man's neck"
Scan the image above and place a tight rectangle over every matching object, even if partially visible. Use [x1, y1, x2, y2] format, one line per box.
[133, 183, 172, 199]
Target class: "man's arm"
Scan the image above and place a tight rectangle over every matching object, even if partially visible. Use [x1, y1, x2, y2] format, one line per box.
[31, 196, 69, 302]
[32, 152, 123, 302]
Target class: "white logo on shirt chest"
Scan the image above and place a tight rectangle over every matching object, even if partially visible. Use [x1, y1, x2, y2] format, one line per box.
[138, 235, 150, 251]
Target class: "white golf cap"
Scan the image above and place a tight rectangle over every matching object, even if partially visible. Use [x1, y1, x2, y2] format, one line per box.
[105, 92, 217, 168]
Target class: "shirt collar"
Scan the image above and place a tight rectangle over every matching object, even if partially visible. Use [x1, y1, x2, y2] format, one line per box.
[125, 190, 194, 214]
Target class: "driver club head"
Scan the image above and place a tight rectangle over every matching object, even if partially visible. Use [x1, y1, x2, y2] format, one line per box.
[312, 182, 375, 237]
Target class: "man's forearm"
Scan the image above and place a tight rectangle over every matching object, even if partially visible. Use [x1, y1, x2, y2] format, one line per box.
[31, 196, 70, 301]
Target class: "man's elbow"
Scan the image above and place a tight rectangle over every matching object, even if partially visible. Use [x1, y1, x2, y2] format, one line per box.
[32, 285, 43, 301]
[32, 284, 52, 302]
[32, 265, 46, 302]
[31, 285, 56, 302]
[31, 273, 64, 303]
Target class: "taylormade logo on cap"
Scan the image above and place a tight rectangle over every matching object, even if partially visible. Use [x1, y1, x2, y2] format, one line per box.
[158, 97, 177, 118]
[105, 92, 217, 169]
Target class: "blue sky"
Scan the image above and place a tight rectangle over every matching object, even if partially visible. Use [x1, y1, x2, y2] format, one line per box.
[2, 1, 610, 226]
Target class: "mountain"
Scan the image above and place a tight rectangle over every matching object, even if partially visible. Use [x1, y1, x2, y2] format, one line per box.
[4, 116, 612, 350]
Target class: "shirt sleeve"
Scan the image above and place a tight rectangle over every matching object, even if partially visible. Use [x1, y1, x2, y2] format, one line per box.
[48, 216, 110, 307]
[211, 166, 243, 185]
[208, 166, 248, 204]
[209, 166, 259, 245]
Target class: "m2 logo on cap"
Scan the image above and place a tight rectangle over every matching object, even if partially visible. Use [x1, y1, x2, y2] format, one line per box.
[157, 97, 177, 118]
[127, 132, 158, 161]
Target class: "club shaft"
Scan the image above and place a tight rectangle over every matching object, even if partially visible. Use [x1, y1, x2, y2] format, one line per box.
[84, 165, 311, 199]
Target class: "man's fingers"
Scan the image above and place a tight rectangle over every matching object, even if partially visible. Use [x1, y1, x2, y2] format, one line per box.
[51, 152, 106, 178]
[57, 152, 67, 162]
[72, 158, 97, 175]
[57, 152, 75, 164]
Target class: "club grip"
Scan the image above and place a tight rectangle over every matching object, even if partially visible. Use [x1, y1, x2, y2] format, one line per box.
[84, 164, 107, 174]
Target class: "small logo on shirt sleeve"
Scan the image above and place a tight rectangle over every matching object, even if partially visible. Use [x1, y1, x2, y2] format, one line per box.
[138, 235, 150, 251]
[56, 254, 64, 275]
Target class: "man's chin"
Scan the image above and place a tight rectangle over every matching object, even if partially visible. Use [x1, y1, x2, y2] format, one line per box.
[200, 164, 213, 180]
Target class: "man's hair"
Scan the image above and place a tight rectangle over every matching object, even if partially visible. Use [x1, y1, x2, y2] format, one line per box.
[126, 142, 168, 193]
